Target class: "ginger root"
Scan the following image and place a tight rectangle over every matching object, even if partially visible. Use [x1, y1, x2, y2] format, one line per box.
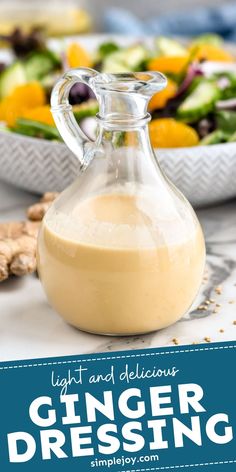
[0, 191, 58, 282]
[27, 192, 59, 221]
[0, 221, 40, 282]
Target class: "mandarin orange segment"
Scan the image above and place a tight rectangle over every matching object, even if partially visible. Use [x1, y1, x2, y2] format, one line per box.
[148, 79, 177, 111]
[22, 105, 55, 126]
[0, 82, 46, 127]
[147, 56, 190, 75]
[0, 98, 21, 127]
[67, 42, 92, 68]
[11, 82, 46, 107]
[190, 44, 234, 63]
[149, 118, 199, 148]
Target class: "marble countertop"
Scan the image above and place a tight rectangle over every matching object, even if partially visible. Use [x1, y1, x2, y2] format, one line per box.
[0, 180, 236, 362]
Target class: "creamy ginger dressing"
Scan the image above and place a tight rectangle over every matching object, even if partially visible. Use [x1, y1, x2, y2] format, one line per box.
[37, 193, 205, 335]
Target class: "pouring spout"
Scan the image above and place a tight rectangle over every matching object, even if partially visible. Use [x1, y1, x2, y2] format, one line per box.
[91, 71, 167, 122]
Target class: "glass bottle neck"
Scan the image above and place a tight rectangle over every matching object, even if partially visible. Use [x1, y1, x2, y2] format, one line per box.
[96, 116, 155, 166]
[97, 89, 150, 123]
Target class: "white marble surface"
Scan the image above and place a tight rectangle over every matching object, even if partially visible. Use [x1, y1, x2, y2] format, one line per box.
[0, 180, 236, 362]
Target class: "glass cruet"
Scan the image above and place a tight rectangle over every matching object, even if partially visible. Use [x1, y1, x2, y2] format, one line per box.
[37, 67, 206, 336]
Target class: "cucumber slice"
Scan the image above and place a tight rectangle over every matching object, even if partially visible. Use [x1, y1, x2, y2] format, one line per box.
[102, 45, 149, 73]
[200, 129, 228, 145]
[123, 45, 149, 69]
[102, 51, 131, 73]
[190, 34, 223, 48]
[177, 81, 220, 122]
[25, 50, 61, 81]
[73, 99, 99, 122]
[155, 37, 188, 57]
[13, 118, 60, 140]
[0, 62, 26, 99]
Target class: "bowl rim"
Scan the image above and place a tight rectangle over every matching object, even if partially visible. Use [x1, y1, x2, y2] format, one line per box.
[1, 129, 236, 156]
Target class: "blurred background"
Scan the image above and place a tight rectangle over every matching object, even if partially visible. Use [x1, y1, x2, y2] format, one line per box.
[0, 0, 235, 39]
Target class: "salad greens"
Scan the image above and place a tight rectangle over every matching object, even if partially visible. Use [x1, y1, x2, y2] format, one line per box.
[0, 30, 236, 146]
[13, 118, 61, 140]
[98, 41, 120, 59]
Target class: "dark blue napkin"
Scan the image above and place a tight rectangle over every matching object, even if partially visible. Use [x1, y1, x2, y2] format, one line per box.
[104, 4, 236, 41]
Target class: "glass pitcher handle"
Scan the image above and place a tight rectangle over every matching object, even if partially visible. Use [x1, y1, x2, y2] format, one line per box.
[51, 68, 99, 166]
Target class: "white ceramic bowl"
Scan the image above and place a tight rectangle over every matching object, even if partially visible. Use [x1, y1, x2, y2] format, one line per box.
[0, 34, 236, 207]
[0, 130, 236, 207]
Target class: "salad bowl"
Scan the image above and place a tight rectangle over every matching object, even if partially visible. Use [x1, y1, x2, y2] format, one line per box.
[0, 34, 236, 206]
[0, 130, 236, 206]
